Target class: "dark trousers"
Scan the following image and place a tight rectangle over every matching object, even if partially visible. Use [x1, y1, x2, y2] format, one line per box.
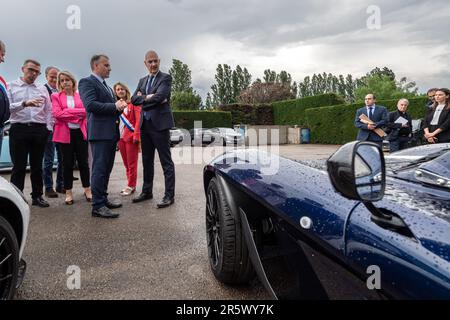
[389, 136, 410, 153]
[9, 123, 49, 198]
[43, 132, 63, 191]
[60, 129, 90, 190]
[141, 119, 175, 199]
[90, 139, 116, 210]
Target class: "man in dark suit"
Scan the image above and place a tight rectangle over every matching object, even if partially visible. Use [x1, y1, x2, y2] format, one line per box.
[354, 94, 388, 147]
[131, 50, 175, 208]
[0, 40, 10, 158]
[79, 55, 127, 218]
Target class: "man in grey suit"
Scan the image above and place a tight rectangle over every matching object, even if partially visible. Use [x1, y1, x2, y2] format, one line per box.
[131, 50, 175, 208]
[354, 94, 388, 147]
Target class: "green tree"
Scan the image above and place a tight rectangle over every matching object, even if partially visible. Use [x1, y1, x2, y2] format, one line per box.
[354, 74, 419, 101]
[209, 64, 252, 107]
[169, 59, 193, 93]
[171, 91, 202, 110]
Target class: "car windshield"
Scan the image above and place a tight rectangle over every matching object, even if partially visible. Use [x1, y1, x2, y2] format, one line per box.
[385, 144, 450, 175]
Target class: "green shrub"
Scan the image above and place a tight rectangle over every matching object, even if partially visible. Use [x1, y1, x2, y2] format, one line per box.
[171, 91, 202, 110]
[173, 111, 232, 130]
[273, 93, 345, 126]
[305, 97, 428, 144]
[218, 103, 273, 125]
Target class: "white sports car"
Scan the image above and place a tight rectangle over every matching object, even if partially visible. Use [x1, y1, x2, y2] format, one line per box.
[0, 176, 30, 299]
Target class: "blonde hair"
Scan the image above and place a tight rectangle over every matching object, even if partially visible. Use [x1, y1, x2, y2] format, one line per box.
[57, 70, 77, 92]
[113, 82, 131, 103]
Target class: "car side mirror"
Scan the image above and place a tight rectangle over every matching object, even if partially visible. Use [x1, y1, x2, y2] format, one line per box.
[327, 141, 386, 202]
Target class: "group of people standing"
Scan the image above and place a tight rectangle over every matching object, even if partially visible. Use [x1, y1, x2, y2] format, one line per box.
[0, 40, 175, 219]
[355, 90, 450, 152]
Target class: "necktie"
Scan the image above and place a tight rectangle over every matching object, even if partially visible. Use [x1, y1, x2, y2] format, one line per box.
[146, 75, 155, 95]
[144, 75, 155, 120]
[368, 107, 373, 120]
[102, 80, 114, 99]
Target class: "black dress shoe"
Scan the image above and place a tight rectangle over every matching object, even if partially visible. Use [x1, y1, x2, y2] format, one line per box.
[32, 197, 50, 208]
[55, 186, 66, 194]
[92, 206, 119, 219]
[157, 197, 174, 208]
[105, 199, 122, 209]
[132, 193, 153, 203]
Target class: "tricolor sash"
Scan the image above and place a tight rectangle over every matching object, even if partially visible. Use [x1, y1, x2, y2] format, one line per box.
[0, 76, 7, 96]
[120, 113, 135, 132]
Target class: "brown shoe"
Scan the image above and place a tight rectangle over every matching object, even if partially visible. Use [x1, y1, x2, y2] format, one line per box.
[45, 189, 58, 198]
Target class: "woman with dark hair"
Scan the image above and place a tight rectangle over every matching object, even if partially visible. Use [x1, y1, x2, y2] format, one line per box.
[114, 82, 141, 196]
[52, 71, 91, 204]
[423, 88, 450, 143]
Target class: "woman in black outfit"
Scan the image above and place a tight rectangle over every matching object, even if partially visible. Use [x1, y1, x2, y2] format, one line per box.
[423, 88, 450, 144]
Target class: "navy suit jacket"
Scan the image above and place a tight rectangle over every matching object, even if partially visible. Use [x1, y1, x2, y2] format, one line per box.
[131, 71, 175, 131]
[78, 75, 121, 141]
[354, 105, 388, 142]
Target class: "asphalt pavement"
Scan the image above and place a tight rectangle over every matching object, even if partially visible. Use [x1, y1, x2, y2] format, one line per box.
[1, 144, 339, 300]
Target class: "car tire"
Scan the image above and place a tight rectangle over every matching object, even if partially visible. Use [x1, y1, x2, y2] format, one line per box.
[206, 178, 253, 284]
[0, 216, 19, 300]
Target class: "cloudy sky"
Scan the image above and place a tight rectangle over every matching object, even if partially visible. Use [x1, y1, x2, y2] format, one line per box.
[1, 0, 449, 100]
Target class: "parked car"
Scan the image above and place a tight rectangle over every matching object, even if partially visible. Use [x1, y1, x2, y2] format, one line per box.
[189, 128, 213, 146]
[169, 127, 185, 147]
[203, 142, 450, 299]
[0, 176, 30, 299]
[203, 127, 244, 146]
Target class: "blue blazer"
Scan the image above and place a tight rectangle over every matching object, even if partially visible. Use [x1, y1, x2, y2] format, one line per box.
[78, 75, 121, 141]
[354, 105, 388, 142]
[131, 72, 175, 131]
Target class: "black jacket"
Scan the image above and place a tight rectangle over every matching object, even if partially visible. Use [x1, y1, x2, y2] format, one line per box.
[131, 71, 175, 131]
[386, 110, 412, 141]
[424, 106, 450, 143]
[0, 81, 10, 127]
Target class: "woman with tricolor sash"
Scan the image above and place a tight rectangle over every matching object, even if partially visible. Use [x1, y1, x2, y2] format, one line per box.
[114, 82, 141, 196]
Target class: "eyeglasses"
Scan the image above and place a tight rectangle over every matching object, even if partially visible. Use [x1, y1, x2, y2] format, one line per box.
[26, 68, 41, 75]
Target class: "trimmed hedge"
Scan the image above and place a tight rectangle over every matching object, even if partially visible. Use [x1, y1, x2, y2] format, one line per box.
[273, 93, 345, 126]
[305, 97, 428, 144]
[218, 103, 273, 125]
[173, 111, 232, 130]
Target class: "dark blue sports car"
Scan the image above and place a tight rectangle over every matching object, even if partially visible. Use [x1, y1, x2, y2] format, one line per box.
[203, 142, 450, 299]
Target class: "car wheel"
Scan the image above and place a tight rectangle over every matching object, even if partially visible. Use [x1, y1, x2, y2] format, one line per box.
[0, 216, 19, 300]
[206, 178, 253, 284]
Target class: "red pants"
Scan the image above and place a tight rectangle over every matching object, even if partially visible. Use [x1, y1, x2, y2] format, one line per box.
[118, 139, 139, 188]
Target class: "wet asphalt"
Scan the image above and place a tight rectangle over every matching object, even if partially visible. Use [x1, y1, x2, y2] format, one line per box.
[1, 145, 339, 300]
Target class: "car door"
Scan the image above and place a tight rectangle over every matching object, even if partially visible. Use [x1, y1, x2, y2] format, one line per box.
[247, 157, 382, 299]
[345, 182, 450, 299]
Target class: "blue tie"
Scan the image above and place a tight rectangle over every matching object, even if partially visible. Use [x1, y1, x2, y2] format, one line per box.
[144, 75, 155, 121]
[368, 107, 373, 120]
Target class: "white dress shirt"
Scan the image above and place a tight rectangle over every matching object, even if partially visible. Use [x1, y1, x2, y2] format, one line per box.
[430, 105, 445, 126]
[7, 78, 53, 131]
[66, 95, 81, 129]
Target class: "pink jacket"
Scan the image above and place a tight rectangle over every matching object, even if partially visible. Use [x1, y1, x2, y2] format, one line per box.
[52, 91, 87, 144]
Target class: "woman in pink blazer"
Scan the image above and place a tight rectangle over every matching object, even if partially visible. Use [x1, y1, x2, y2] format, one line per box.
[52, 71, 91, 205]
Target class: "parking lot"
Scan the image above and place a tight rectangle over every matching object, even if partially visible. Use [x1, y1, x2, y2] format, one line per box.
[1, 144, 340, 300]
